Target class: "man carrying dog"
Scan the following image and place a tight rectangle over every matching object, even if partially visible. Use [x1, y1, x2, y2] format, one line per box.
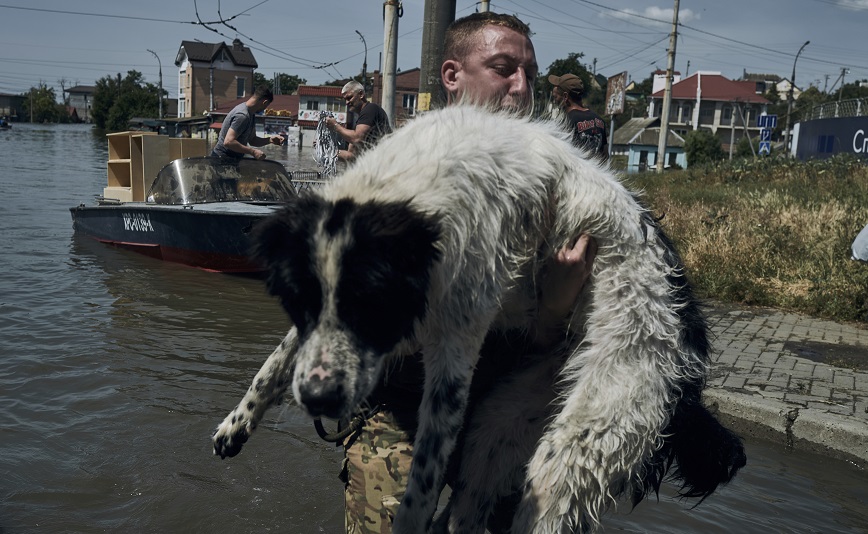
[339, 12, 596, 534]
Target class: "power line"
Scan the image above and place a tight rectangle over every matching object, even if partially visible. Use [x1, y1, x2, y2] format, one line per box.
[0, 3, 204, 24]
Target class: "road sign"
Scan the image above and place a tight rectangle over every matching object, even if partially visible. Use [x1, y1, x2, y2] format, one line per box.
[760, 128, 772, 142]
[759, 141, 771, 155]
[758, 114, 778, 129]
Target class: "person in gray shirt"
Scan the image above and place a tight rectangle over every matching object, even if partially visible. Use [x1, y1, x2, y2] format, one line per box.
[211, 86, 284, 160]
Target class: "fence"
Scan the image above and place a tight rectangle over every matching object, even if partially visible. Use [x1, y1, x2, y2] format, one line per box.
[289, 170, 329, 193]
[806, 97, 868, 121]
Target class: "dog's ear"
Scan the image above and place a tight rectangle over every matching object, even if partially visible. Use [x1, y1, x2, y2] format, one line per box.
[252, 195, 327, 331]
[252, 194, 324, 269]
[337, 200, 442, 351]
[351, 200, 442, 279]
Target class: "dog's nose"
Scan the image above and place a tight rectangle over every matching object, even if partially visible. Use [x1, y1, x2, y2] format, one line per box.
[298, 379, 346, 419]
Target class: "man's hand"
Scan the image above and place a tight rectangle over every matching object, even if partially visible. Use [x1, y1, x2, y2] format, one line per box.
[325, 116, 337, 129]
[534, 234, 597, 348]
[252, 148, 266, 160]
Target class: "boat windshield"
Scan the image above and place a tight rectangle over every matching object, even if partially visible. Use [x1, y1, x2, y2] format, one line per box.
[147, 157, 298, 205]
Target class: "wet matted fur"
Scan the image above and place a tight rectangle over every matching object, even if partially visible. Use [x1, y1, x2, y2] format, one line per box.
[212, 105, 745, 533]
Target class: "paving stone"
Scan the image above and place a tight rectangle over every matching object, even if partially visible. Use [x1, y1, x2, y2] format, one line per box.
[833, 373, 856, 389]
[704, 301, 868, 467]
[721, 376, 747, 389]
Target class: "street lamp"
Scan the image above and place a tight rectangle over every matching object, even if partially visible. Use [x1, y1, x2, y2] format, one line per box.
[783, 40, 809, 156]
[147, 49, 163, 119]
[355, 30, 368, 93]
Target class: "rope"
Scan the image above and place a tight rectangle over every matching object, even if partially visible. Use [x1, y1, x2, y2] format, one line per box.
[313, 405, 381, 443]
[314, 111, 341, 177]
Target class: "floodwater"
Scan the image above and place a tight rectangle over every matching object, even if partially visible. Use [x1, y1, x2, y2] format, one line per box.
[0, 123, 866, 533]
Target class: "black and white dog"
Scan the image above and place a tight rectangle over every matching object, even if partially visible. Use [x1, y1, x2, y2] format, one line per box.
[213, 105, 745, 533]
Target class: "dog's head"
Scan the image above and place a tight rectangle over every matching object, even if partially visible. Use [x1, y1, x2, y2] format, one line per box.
[253, 194, 441, 419]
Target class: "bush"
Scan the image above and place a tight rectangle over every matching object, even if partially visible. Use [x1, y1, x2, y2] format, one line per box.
[683, 129, 725, 166]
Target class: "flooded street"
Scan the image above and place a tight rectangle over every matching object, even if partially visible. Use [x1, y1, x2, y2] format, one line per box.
[0, 123, 865, 533]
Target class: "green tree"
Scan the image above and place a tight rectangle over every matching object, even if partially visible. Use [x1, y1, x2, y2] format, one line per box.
[22, 83, 65, 123]
[254, 72, 308, 94]
[836, 80, 868, 101]
[684, 129, 725, 166]
[791, 86, 828, 123]
[253, 72, 272, 92]
[762, 84, 787, 139]
[91, 71, 161, 131]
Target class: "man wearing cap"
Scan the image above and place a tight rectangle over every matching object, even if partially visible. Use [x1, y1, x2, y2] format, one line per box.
[549, 73, 609, 162]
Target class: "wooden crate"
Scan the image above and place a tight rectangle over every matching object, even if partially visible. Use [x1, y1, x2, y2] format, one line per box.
[169, 137, 208, 160]
[105, 132, 169, 202]
[131, 134, 169, 201]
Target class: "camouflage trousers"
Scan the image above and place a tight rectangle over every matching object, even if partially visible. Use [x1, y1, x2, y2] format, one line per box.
[340, 408, 415, 534]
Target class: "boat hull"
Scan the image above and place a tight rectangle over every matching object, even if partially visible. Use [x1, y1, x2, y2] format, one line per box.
[70, 202, 280, 273]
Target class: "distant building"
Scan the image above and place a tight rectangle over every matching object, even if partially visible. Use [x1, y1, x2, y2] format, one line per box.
[651, 69, 682, 95]
[0, 92, 25, 121]
[649, 71, 770, 146]
[611, 116, 687, 173]
[64, 85, 96, 123]
[371, 68, 421, 126]
[740, 71, 784, 97]
[174, 39, 258, 118]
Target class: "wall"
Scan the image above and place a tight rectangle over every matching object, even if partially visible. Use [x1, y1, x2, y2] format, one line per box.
[795, 116, 868, 161]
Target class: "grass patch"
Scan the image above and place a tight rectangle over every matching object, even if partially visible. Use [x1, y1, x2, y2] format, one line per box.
[625, 155, 868, 323]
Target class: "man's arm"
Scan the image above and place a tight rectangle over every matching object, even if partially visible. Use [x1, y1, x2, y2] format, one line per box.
[222, 127, 265, 159]
[223, 128, 284, 159]
[326, 116, 371, 146]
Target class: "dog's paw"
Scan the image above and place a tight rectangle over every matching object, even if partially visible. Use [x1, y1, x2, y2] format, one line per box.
[212, 409, 254, 459]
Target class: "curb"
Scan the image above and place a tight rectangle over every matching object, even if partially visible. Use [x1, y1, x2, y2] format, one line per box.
[704, 388, 868, 468]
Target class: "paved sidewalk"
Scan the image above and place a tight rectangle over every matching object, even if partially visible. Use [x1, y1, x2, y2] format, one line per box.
[702, 302, 868, 467]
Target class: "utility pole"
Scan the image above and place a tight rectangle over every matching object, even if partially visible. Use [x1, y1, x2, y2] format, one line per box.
[656, 0, 679, 173]
[355, 30, 368, 92]
[729, 103, 736, 160]
[783, 41, 809, 156]
[419, 0, 456, 112]
[479, 0, 490, 11]
[147, 49, 163, 118]
[382, 0, 400, 126]
[838, 67, 849, 102]
[209, 63, 214, 113]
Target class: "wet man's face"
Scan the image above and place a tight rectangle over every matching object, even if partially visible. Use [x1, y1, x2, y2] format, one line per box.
[342, 90, 364, 112]
[442, 26, 539, 111]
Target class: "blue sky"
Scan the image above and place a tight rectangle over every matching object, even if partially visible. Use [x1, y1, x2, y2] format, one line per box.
[1, 0, 866, 100]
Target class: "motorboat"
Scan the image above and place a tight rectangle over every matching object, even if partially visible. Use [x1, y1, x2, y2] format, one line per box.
[70, 157, 317, 273]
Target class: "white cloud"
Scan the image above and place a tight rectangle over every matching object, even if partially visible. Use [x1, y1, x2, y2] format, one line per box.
[606, 6, 699, 27]
[837, 0, 868, 10]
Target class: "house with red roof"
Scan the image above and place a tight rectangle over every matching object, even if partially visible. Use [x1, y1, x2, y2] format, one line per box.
[612, 71, 772, 171]
[296, 85, 348, 129]
[649, 71, 771, 143]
